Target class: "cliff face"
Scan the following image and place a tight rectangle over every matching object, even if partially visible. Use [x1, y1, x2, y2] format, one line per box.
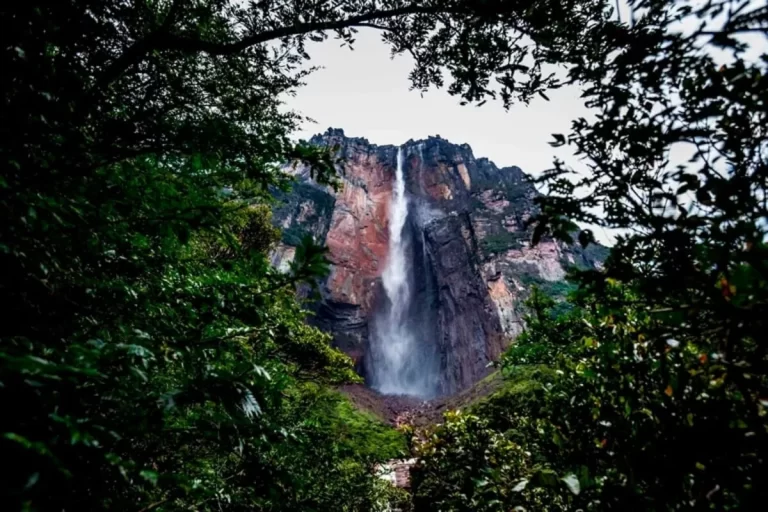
[272, 128, 604, 395]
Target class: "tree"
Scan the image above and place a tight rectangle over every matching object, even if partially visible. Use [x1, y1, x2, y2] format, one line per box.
[412, 1, 768, 510]
[2, 1, 617, 509]
[532, 1, 767, 505]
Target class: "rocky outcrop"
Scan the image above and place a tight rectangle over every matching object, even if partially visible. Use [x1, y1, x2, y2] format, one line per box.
[377, 459, 416, 489]
[271, 128, 605, 395]
[423, 213, 504, 393]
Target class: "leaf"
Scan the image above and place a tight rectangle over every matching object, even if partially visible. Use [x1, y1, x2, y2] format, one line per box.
[696, 189, 713, 206]
[139, 469, 158, 486]
[531, 220, 548, 246]
[561, 474, 581, 495]
[578, 229, 594, 248]
[550, 133, 566, 147]
[24, 472, 40, 490]
[511, 479, 529, 492]
[531, 468, 559, 488]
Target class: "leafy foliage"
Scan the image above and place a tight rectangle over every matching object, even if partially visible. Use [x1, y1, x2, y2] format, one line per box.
[413, 278, 767, 510]
[412, 2, 767, 510]
[412, 410, 571, 512]
[531, 1, 768, 507]
[3, 0, 766, 510]
[7, 0, 605, 508]
[1, 2, 416, 510]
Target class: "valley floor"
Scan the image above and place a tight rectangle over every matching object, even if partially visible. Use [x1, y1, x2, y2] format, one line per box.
[339, 371, 505, 427]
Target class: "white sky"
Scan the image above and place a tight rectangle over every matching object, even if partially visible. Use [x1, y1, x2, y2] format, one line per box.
[286, 30, 585, 178]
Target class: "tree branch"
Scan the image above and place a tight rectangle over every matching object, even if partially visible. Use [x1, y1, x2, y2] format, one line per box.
[96, 0, 189, 89]
[157, 5, 440, 55]
[97, 4, 444, 88]
[138, 497, 171, 512]
[354, 22, 395, 31]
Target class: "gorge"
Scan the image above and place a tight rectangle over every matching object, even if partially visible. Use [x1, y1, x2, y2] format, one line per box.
[271, 128, 606, 397]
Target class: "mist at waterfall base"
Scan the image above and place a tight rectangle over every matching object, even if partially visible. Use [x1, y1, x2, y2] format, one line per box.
[368, 147, 440, 398]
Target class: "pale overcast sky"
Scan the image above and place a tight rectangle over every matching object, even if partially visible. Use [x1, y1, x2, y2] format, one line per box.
[286, 29, 585, 178]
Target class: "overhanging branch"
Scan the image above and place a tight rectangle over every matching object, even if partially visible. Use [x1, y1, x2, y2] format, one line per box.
[98, 5, 442, 88]
[156, 5, 440, 55]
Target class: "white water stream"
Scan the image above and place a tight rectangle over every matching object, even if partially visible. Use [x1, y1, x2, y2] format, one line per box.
[371, 147, 436, 397]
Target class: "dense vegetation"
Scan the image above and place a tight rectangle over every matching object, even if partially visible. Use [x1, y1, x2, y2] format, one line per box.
[410, 0, 768, 510]
[0, 2, 403, 510]
[413, 282, 767, 510]
[2, 0, 765, 511]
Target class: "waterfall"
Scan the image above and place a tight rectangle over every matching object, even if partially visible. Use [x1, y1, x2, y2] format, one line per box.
[370, 147, 436, 397]
[383, 147, 410, 323]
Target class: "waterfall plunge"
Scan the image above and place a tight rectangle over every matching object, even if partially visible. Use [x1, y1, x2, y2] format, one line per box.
[370, 147, 438, 398]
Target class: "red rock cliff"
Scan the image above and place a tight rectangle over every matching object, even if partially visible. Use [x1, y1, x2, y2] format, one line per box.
[272, 129, 605, 395]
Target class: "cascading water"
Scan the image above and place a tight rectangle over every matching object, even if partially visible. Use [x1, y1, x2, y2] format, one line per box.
[369, 146, 438, 397]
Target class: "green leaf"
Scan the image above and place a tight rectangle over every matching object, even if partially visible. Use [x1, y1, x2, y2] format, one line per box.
[511, 479, 529, 492]
[139, 470, 158, 486]
[561, 474, 580, 495]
